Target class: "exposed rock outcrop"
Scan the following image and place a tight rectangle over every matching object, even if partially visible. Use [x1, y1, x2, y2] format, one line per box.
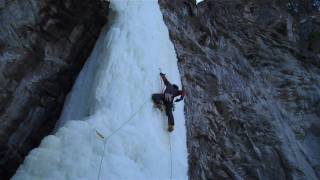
[159, 0, 320, 179]
[0, 0, 108, 178]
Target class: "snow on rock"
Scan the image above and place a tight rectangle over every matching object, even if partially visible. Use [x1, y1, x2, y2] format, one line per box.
[12, 0, 188, 180]
[196, 0, 204, 5]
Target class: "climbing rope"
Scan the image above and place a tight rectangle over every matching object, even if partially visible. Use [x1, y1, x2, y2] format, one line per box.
[96, 71, 173, 180]
[97, 138, 107, 180]
[160, 70, 173, 180]
[169, 134, 173, 180]
[96, 99, 149, 180]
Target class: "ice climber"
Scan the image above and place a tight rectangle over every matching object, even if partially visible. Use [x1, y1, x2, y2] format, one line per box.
[152, 72, 185, 132]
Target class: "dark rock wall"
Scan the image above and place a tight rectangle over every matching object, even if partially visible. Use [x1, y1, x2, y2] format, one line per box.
[0, 0, 108, 178]
[159, 0, 320, 179]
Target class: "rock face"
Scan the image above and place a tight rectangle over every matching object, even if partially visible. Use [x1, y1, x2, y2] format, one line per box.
[0, 0, 108, 178]
[159, 0, 320, 179]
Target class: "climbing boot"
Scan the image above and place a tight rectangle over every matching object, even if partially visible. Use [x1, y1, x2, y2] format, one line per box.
[168, 125, 174, 132]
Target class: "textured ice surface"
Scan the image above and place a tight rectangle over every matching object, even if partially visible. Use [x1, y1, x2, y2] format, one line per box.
[12, 0, 188, 179]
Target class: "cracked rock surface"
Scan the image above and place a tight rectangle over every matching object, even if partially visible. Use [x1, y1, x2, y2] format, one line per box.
[159, 0, 320, 179]
[0, 0, 108, 178]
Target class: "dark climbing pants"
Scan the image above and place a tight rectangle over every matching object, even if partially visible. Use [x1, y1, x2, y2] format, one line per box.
[152, 93, 174, 126]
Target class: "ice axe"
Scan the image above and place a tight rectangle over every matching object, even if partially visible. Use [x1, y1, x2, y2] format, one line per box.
[158, 68, 166, 77]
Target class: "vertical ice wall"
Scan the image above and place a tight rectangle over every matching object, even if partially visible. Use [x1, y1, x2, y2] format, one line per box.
[12, 0, 188, 180]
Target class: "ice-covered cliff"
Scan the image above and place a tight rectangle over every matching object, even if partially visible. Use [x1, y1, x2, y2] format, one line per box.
[12, 0, 188, 179]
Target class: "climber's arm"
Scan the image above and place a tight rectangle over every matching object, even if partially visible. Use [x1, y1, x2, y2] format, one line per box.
[160, 73, 171, 86]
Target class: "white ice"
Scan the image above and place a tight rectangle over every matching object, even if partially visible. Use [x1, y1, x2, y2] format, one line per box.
[12, 0, 188, 180]
[196, 0, 204, 5]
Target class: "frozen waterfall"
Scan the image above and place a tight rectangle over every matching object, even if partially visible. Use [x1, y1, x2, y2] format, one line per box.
[12, 0, 188, 180]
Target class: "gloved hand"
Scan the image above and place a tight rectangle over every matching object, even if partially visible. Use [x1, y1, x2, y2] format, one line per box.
[160, 72, 165, 76]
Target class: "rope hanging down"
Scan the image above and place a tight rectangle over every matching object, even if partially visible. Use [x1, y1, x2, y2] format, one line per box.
[160, 69, 173, 180]
[96, 99, 149, 180]
[96, 72, 173, 180]
[169, 134, 173, 180]
[160, 70, 173, 180]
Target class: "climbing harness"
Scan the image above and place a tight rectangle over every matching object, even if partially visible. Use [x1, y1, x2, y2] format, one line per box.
[96, 99, 149, 180]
